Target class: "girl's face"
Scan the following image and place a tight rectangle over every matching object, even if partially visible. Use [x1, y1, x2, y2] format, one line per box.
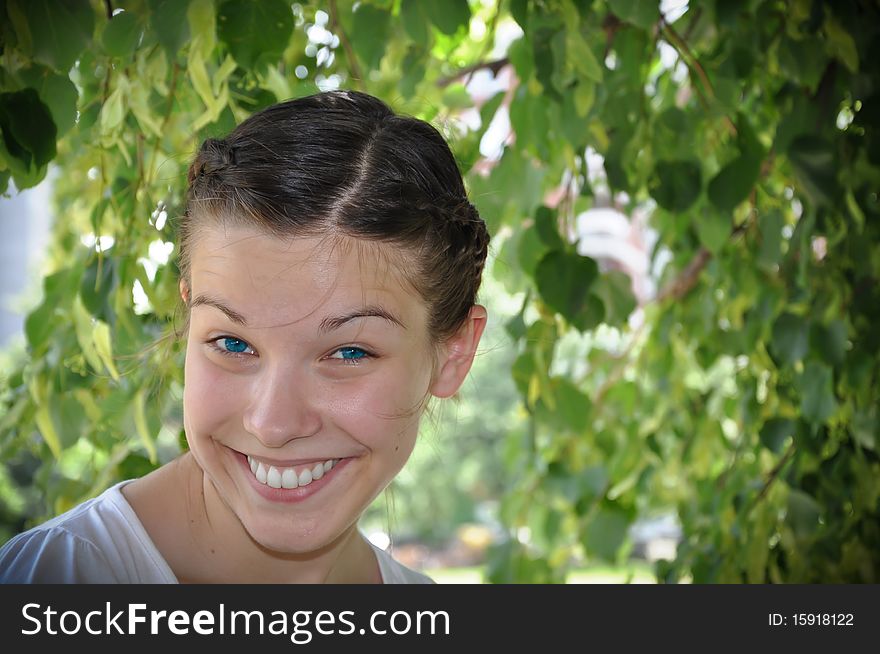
[182, 224, 437, 554]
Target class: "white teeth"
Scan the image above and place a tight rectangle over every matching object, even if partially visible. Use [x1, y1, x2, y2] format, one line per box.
[298, 468, 312, 486]
[247, 456, 339, 488]
[281, 468, 298, 489]
[266, 466, 282, 489]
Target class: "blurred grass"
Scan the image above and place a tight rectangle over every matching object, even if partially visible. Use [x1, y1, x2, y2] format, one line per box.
[425, 561, 658, 584]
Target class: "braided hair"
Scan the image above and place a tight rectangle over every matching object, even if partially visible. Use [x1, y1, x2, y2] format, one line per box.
[180, 90, 490, 342]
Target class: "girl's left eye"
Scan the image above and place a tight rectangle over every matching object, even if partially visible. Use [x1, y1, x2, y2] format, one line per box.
[210, 337, 255, 358]
[327, 346, 371, 363]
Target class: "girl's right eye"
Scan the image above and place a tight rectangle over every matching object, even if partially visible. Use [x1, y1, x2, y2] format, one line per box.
[208, 336, 256, 358]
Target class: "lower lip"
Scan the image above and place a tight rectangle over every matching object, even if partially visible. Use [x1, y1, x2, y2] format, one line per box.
[235, 452, 351, 504]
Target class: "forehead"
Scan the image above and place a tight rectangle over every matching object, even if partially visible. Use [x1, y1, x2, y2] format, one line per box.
[188, 224, 425, 330]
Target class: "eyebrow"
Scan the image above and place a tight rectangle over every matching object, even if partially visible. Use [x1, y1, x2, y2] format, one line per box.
[191, 294, 248, 326]
[190, 294, 406, 332]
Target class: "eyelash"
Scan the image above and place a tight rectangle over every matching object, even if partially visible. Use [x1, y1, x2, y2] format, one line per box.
[206, 337, 374, 365]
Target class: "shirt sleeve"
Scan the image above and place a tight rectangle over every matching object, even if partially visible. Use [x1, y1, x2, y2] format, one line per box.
[0, 527, 122, 583]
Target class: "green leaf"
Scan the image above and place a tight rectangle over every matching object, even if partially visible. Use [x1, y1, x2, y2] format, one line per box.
[188, 0, 217, 58]
[823, 16, 858, 73]
[591, 271, 636, 327]
[72, 296, 105, 376]
[581, 504, 631, 562]
[80, 257, 116, 319]
[17, 66, 79, 137]
[531, 19, 562, 100]
[747, 503, 772, 583]
[786, 489, 822, 538]
[534, 206, 564, 250]
[649, 160, 702, 212]
[423, 0, 470, 36]
[98, 83, 127, 137]
[505, 309, 527, 343]
[479, 92, 505, 130]
[218, 0, 293, 69]
[695, 210, 730, 254]
[770, 312, 808, 364]
[757, 210, 784, 270]
[516, 224, 550, 278]
[149, 0, 191, 58]
[759, 418, 794, 454]
[93, 321, 120, 381]
[507, 35, 534, 83]
[441, 83, 473, 110]
[511, 351, 536, 398]
[0, 88, 57, 171]
[102, 11, 142, 58]
[810, 320, 847, 367]
[400, 0, 429, 44]
[509, 0, 528, 30]
[24, 298, 56, 351]
[535, 251, 602, 331]
[852, 408, 877, 451]
[12, 0, 94, 72]
[788, 136, 838, 206]
[607, 0, 660, 30]
[34, 404, 62, 459]
[133, 390, 158, 463]
[399, 47, 426, 98]
[567, 28, 602, 83]
[350, 4, 390, 69]
[573, 80, 595, 117]
[777, 36, 827, 94]
[799, 360, 838, 426]
[707, 152, 762, 213]
[653, 107, 694, 159]
[553, 377, 591, 432]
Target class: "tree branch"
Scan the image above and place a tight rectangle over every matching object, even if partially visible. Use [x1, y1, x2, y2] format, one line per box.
[656, 247, 712, 303]
[749, 442, 796, 512]
[328, 0, 364, 90]
[660, 18, 736, 136]
[437, 58, 509, 88]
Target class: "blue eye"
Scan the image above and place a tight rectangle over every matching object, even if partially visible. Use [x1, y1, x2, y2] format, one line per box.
[223, 338, 249, 353]
[212, 337, 253, 357]
[330, 346, 370, 362]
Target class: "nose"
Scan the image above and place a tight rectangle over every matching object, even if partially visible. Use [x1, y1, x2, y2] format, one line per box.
[242, 365, 321, 448]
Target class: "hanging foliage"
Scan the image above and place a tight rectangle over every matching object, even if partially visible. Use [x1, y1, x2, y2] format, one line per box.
[0, 0, 877, 582]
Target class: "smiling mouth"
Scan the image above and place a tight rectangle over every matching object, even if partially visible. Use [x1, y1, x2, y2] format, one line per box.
[246, 455, 340, 489]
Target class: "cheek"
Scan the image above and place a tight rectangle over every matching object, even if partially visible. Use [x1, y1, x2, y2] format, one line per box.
[183, 348, 245, 436]
[323, 362, 428, 448]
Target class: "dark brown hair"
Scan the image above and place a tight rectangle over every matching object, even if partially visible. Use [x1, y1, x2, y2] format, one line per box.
[179, 90, 490, 342]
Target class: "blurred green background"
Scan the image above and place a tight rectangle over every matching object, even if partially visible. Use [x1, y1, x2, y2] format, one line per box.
[1, 0, 878, 583]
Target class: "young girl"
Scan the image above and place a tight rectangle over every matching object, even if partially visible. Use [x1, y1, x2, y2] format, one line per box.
[0, 90, 489, 583]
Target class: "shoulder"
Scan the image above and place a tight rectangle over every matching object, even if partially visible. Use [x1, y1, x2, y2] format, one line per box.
[0, 507, 119, 583]
[371, 543, 435, 585]
[0, 481, 175, 583]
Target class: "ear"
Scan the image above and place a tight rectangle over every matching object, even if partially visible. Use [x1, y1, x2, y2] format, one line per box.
[179, 278, 190, 304]
[429, 305, 488, 399]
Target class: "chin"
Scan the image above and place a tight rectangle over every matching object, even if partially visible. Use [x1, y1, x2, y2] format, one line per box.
[241, 511, 352, 556]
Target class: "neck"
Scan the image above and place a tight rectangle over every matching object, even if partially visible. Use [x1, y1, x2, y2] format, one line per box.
[178, 453, 381, 584]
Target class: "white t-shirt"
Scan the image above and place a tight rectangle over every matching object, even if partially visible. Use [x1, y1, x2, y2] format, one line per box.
[0, 480, 433, 584]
